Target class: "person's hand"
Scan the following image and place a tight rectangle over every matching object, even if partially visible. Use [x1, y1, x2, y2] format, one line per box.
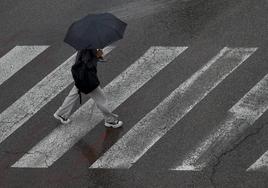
[96, 49, 107, 62]
[96, 49, 103, 59]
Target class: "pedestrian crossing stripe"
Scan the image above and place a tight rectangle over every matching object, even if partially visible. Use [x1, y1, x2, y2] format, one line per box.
[247, 148, 268, 171]
[0, 46, 49, 86]
[1, 45, 266, 171]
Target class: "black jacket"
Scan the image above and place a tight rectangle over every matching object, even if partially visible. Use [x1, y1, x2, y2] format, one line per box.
[72, 49, 100, 103]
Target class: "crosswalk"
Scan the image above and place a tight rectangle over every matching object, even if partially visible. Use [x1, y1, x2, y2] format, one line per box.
[1, 45, 268, 172]
[90, 47, 256, 169]
[174, 72, 268, 171]
[11, 46, 187, 168]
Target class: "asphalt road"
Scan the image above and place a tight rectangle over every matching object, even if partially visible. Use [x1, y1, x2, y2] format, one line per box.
[0, 0, 268, 187]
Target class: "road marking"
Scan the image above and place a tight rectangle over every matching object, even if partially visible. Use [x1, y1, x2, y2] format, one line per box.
[174, 70, 268, 172]
[11, 46, 187, 168]
[90, 47, 257, 169]
[247, 149, 268, 171]
[0, 46, 114, 145]
[0, 45, 49, 86]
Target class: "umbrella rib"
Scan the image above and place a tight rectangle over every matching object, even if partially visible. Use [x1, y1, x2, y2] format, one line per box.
[100, 22, 125, 38]
[93, 21, 105, 48]
[92, 20, 123, 48]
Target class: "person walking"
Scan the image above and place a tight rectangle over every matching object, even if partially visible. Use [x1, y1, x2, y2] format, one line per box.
[53, 48, 123, 128]
[55, 12, 127, 128]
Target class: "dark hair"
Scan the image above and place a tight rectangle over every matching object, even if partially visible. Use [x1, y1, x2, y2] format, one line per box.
[76, 49, 97, 63]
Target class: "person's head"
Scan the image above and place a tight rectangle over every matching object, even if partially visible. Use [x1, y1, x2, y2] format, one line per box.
[77, 48, 96, 62]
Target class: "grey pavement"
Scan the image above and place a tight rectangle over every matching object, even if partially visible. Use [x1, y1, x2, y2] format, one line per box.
[0, 0, 268, 187]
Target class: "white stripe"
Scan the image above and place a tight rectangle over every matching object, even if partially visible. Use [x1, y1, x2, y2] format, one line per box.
[11, 46, 187, 168]
[90, 47, 257, 169]
[0, 46, 49, 86]
[174, 71, 268, 171]
[247, 151, 268, 171]
[0, 46, 114, 144]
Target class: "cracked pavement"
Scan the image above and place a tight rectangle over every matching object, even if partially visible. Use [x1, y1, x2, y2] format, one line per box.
[208, 121, 268, 188]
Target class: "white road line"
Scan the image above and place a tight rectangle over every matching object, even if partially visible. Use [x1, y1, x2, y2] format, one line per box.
[247, 151, 268, 171]
[90, 47, 257, 169]
[174, 71, 268, 172]
[0, 46, 114, 145]
[11, 46, 187, 168]
[0, 45, 49, 86]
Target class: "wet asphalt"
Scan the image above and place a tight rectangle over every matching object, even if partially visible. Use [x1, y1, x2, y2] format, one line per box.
[0, 0, 268, 187]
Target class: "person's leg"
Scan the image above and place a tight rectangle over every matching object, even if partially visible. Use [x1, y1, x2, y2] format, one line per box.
[88, 86, 118, 122]
[54, 85, 80, 119]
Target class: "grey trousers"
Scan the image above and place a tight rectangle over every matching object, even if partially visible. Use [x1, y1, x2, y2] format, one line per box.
[54, 85, 118, 122]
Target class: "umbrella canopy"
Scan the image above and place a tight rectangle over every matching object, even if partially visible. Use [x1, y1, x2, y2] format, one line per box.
[64, 13, 127, 50]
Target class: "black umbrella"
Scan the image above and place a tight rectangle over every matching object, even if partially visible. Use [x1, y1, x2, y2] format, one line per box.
[64, 13, 127, 50]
